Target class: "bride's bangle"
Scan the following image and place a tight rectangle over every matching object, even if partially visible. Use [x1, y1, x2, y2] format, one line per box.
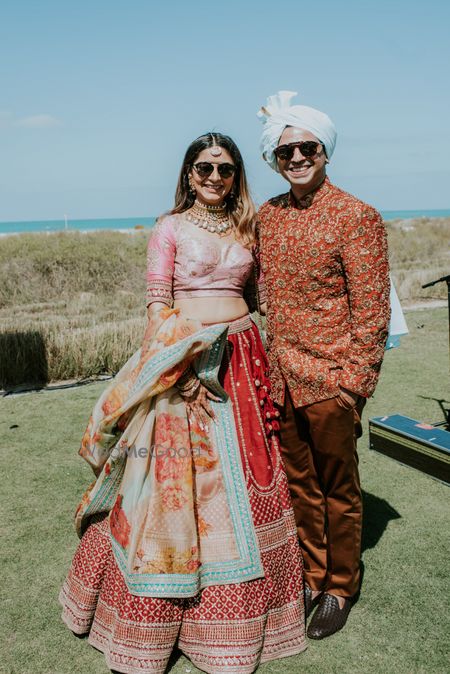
[177, 366, 201, 397]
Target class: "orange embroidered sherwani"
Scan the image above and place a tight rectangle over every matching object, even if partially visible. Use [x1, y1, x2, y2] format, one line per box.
[258, 177, 390, 597]
[258, 177, 390, 408]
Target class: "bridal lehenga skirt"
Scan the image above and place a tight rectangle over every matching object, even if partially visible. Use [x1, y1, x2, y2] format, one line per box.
[59, 316, 306, 673]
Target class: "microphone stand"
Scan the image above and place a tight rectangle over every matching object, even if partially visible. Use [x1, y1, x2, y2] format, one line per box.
[422, 274, 450, 426]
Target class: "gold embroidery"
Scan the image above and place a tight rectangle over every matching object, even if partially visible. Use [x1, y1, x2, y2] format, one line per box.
[258, 178, 390, 407]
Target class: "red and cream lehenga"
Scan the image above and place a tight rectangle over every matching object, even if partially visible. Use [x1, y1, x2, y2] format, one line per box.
[59, 214, 306, 673]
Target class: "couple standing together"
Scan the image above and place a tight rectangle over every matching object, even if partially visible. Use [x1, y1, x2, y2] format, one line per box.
[60, 91, 390, 673]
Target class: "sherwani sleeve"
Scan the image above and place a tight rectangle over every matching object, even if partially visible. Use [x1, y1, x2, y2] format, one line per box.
[243, 239, 267, 313]
[339, 207, 390, 397]
[146, 216, 175, 307]
[255, 245, 267, 306]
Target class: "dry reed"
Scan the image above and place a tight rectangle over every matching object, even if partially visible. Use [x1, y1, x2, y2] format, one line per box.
[386, 217, 449, 302]
[1, 220, 448, 388]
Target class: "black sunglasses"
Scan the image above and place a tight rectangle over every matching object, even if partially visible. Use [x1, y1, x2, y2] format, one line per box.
[193, 162, 236, 179]
[273, 141, 323, 161]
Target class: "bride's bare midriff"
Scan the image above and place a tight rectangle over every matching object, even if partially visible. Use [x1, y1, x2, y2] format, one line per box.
[173, 296, 249, 323]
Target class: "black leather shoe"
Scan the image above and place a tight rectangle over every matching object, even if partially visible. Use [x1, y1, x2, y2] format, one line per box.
[307, 593, 352, 639]
[304, 583, 322, 619]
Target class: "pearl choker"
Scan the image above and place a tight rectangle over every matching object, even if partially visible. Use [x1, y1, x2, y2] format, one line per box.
[186, 200, 232, 235]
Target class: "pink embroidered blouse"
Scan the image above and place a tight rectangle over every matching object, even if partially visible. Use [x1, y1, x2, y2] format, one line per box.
[146, 214, 265, 308]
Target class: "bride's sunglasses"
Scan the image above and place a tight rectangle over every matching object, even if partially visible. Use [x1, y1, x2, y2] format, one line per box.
[273, 141, 323, 161]
[193, 162, 236, 179]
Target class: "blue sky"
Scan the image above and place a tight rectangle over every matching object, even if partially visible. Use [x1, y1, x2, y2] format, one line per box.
[1, 0, 449, 221]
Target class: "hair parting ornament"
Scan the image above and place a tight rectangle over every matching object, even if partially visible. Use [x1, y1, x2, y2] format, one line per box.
[210, 136, 223, 157]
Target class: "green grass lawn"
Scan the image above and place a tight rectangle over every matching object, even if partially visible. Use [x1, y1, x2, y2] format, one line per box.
[1, 307, 449, 674]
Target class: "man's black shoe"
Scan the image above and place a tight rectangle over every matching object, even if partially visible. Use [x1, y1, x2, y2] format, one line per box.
[307, 593, 352, 639]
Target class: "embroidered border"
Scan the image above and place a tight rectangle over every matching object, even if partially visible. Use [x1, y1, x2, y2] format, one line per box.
[146, 279, 173, 307]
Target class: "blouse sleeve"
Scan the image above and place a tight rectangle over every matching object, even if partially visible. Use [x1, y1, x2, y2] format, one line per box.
[146, 216, 176, 307]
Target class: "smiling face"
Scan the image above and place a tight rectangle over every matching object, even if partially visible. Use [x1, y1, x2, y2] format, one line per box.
[189, 147, 235, 207]
[277, 127, 327, 199]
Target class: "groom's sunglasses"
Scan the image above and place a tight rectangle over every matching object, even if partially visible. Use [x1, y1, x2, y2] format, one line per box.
[274, 141, 323, 161]
[193, 162, 236, 179]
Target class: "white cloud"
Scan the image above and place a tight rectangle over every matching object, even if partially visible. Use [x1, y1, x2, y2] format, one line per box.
[14, 114, 63, 128]
[0, 111, 63, 129]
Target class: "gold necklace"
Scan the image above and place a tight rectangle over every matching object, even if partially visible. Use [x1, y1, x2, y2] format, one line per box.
[186, 200, 232, 235]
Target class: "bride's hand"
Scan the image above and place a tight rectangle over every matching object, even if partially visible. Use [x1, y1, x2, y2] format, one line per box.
[183, 384, 221, 429]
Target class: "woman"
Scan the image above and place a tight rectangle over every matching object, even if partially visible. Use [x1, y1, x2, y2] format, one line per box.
[59, 133, 306, 673]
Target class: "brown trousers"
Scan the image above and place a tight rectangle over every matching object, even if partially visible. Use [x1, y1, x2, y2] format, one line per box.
[280, 392, 365, 597]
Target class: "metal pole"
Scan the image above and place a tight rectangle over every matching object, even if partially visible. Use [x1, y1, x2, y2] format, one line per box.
[447, 279, 450, 376]
[447, 279, 450, 427]
[422, 274, 450, 398]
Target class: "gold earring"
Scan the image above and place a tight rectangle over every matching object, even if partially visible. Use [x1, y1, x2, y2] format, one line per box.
[188, 176, 196, 195]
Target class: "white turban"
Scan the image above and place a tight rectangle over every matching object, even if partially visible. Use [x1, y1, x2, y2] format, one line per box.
[257, 90, 337, 172]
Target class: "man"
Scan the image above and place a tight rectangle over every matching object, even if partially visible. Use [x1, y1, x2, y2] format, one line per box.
[257, 91, 390, 639]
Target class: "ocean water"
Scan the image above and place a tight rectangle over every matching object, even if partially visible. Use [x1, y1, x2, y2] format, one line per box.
[0, 210, 449, 235]
[381, 209, 450, 220]
[0, 216, 156, 235]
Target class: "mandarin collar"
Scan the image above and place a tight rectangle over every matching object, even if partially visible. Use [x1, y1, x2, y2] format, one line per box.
[288, 176, 331, 210]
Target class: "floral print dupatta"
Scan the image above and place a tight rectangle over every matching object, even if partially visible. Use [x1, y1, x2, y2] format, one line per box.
[74, 307, 263, 598]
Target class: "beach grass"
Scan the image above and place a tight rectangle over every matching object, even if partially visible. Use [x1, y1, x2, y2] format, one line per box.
[0, 230, 147, 307]
[387, 217, 450, 302]
[1, 306, 449, 674]
[0, 231, 147, 387]
[1, 219, 449, 389]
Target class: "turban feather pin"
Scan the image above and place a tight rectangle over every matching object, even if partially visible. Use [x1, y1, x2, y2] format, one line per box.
[257, 90, 337, 172]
